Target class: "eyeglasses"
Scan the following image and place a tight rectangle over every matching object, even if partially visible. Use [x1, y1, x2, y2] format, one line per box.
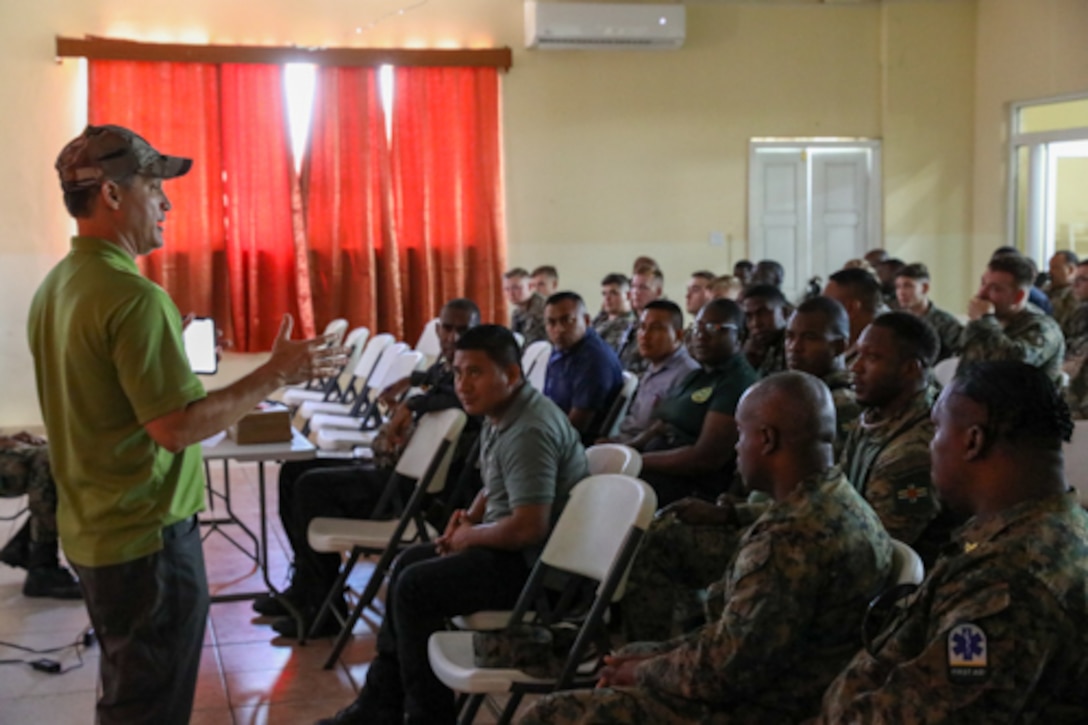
[693, 321, 738, 335]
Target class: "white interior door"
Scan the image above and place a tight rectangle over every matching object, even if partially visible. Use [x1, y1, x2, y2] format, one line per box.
[749, 142, 879, 300]
[810, 149, 870, 287]
[749, 149, 805, 297]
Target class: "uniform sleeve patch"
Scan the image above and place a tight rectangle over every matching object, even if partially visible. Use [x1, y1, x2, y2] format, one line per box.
[894, 483, 930, 512]
[947, 622, 988, 684]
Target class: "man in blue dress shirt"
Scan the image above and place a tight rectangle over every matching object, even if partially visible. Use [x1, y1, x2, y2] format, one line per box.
[543, 291, 624, 444]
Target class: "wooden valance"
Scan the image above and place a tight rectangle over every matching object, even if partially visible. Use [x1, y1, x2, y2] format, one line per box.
[56, 36, 513, 71]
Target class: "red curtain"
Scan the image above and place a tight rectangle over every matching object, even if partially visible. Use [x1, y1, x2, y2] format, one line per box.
[389, 66, 508, 340]
[302, 67, 398, 337]
[219, 63, 308, 351]
[88, 61, 233, 341]
[88, 61, 508, 349]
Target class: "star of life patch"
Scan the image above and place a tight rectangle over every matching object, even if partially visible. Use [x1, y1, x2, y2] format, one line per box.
[947, 622, 988, 684]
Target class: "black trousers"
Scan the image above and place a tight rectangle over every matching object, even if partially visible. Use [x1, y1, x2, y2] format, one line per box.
[357, 543, 532, 725]
[73, 516, 209, 725]
[277, 459, 405, 607]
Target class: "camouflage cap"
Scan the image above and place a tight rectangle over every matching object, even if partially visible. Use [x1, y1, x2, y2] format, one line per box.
[55, 125, 191, 192]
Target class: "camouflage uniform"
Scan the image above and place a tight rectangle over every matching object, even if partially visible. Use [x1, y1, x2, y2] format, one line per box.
[616, 322, 649, 376]
[1063, 304, 1088, 420]
[922, 302, 964, 363]
[591, 310, 635, 352]
[815, 492, 1088, 724]
[620, 512, 747, 643]
[622, 367, 860, 642]
[840, 386, 943, 563]
[746, 329, 788, 378]
[1062, 300, 1088, 344]
[0, 437, 58, 544]
[511, 292, 547, 345]
[1048, 283, 1078, 335]
[524, 468, 894, 725]
[959, 302, 1066, 388]
[824, 368, 861, 460]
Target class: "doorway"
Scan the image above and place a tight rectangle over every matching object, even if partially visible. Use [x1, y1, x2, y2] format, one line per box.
[748, 140, 882, 300]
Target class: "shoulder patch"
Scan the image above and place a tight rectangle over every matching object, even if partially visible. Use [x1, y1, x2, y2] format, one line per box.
[691, 386, 714, 404]
[947, 622, 988, 684]
[894, 482, 930, 512]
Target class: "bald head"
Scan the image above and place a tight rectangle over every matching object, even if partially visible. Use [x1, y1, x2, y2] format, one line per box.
[736, 371, 837, 496]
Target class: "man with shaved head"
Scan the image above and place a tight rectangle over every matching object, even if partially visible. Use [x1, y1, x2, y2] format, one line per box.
[524, 372, 893, 725]
[815, 362, 1088, 722]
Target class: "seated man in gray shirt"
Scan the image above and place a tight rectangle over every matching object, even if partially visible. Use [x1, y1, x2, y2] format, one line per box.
[317, 325, 589, 725]
[610, 300, 699, 440]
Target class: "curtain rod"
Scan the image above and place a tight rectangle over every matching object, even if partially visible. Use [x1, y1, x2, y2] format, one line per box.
[56, 36, 513, 71]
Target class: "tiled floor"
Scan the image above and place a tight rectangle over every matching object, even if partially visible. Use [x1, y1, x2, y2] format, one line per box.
[0, 459, 509, 725]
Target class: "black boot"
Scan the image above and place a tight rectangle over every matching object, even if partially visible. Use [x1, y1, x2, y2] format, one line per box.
[23, 540, 82, 600]
[0, 520, 31, 570]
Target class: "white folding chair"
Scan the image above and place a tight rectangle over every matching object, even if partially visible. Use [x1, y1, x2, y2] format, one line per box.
[281, 326, 370, 407]
[288, 332, 391, 414]
[428, 474, 657, 725]
[323, 318, 350, 346]
[307, 408, 468, 662]
[310, 350, 426, 443]
[415, 317, 443, 367]
[1063, 420, 1088, 507]
[521, 340, 552, 391]
[933, 357, 959, 387]
[596, 371, 639, 439]
[889, 539, 924, 587]
[290, 319, 351, 392]
[585, 443, 642, 477]
[296, 340, 406, 429]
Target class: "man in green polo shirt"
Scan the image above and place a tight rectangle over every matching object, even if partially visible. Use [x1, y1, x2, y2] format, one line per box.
[28, 125, 345, 725]
[625, 298, 758, 506]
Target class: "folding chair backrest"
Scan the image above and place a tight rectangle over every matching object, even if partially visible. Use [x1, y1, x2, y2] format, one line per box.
[395, 408, 468, 495]
[322, 318, 350, 346]
[414, 317, 443, 362]
[1063, 420, 1088, 506]
[522, 340, 552, 391]
[375, 348, 424, 395]
[363, 341, 408, 393]
[539, 474, 656, 590]
[353, 333, 395, 383]
[933, 356, 959, 387]
[597, 371, 638, 438]
[889, 539, 924, 587]
[585, 444, 642, 477]
[342, 327, 370, 369]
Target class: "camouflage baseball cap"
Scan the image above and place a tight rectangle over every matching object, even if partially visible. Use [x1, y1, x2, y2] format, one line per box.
[55, 125, 192, 192]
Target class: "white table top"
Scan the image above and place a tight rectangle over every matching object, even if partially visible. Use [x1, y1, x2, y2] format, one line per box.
[201, 428, 316, 463]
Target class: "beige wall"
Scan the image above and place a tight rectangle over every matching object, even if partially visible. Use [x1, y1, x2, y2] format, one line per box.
[973, 0, 1088, 275]
[0, 0, 1079, 428]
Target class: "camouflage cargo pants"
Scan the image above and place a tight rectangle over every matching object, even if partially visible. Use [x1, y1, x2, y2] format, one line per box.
[620, 514, 743, 643]
[522, 686, 780, 724]
[0, 441, 58, 543]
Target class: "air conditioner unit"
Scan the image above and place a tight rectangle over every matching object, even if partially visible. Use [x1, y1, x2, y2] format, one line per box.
[525, 2, 686, 50]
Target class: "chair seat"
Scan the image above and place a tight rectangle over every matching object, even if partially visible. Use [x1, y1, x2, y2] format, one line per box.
[298, 399, 354, 421]
[282, 388, 333, 408]
[451, 611, 513, 631]
[429, 631, 554, 694]
[316, 428, 378, 451]
[309, 412, 367, 433]
[308, 517, 438, 554]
